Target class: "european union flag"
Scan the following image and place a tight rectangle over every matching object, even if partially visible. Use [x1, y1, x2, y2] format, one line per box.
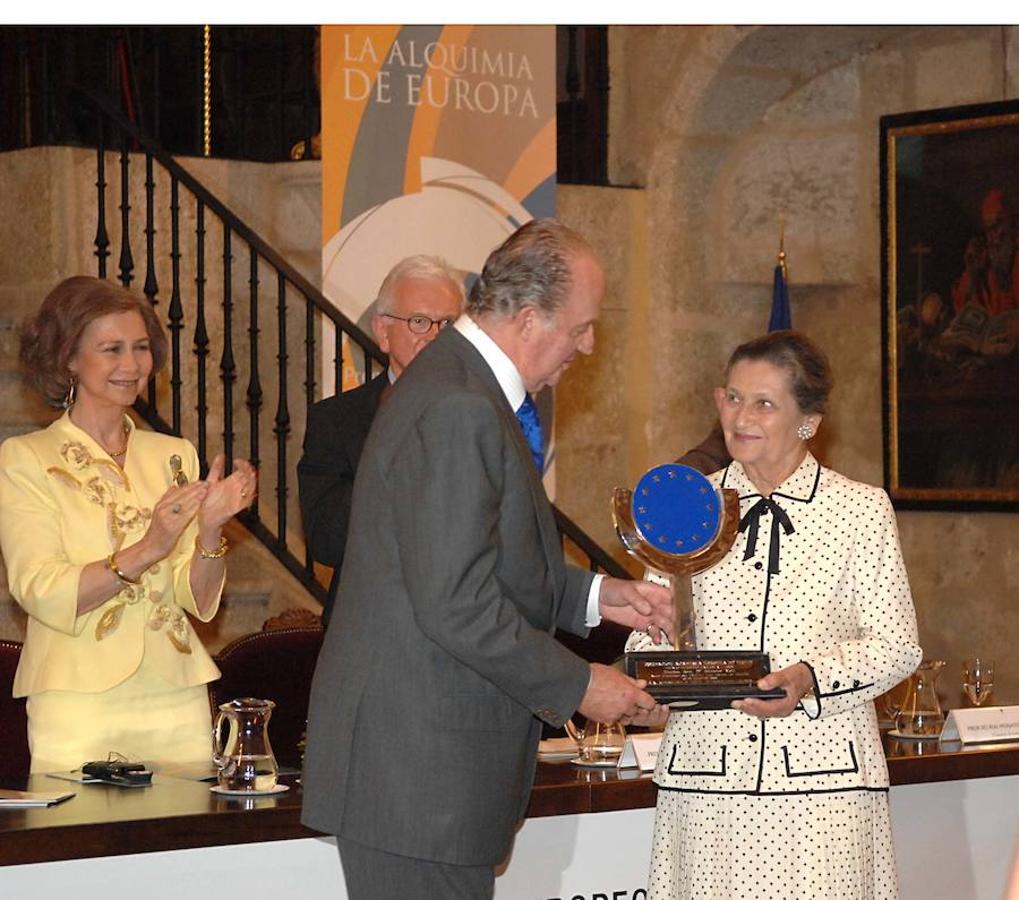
[768, 252, 791, 332]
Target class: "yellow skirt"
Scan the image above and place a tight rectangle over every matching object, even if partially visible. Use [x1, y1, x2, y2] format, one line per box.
[27, 657, 213, 774]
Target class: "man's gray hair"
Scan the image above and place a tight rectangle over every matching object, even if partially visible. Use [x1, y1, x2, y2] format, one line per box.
[467, 218, 594, 321]
[375, 255, 465, 315]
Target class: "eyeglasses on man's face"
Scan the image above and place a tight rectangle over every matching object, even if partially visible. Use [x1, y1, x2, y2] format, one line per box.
[381, 313, 455, 335]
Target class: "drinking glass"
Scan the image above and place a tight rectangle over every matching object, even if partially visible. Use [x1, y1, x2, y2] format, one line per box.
[962, 658, 994, 707]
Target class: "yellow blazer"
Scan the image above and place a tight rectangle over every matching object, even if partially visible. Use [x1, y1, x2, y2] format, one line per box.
[0, 412, 222, 697]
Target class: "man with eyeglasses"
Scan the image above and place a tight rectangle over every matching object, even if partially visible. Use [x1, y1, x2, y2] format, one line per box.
[302, 220, 671, 899]
[298, 255, 464, 625]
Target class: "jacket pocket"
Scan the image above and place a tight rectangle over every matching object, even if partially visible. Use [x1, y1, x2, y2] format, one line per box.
[781, 740, 858, 777]
[666, 743, 727, 777]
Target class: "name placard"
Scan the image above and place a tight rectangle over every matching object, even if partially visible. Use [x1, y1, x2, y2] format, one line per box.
[941, 706, 1019, 744]
[619, 732, 663, 770]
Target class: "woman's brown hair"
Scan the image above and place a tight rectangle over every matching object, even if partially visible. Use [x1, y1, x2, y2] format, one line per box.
[725, 330, 833, 414]
[20, 276, 168, 408]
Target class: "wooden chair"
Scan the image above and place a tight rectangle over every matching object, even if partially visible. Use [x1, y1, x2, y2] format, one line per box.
[210, 626, 324, 769]
[0, 640, 29, 780]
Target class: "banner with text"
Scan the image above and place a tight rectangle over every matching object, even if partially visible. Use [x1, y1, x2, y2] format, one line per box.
[321, 24, 555, 387]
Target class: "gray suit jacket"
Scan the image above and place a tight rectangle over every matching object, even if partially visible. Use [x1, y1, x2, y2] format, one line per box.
[301, 328, 594, 866]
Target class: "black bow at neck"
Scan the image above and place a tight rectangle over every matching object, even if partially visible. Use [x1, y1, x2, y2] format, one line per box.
[738, 496, 795, 575]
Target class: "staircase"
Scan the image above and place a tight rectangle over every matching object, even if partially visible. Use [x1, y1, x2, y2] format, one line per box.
[0, 86, 629, 651]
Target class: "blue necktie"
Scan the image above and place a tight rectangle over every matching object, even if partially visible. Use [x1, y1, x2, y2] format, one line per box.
[515, 394, 545, 474]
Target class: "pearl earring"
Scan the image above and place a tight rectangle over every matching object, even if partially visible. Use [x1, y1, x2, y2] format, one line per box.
[797, 423, 813, 441]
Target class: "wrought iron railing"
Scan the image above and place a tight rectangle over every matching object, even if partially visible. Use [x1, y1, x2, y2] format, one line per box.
[75, 84, 629, 607]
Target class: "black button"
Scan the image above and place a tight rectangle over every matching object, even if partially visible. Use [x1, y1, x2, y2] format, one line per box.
[853, 679, 860, 688]
[754, 561, 763, 570]
[747, 613, 757, 623]
[748, 734, 758, 742]
[832, 681, 840, 690]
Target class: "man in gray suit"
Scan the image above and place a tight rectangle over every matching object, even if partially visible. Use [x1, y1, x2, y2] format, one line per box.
[301, 219, 671, 899]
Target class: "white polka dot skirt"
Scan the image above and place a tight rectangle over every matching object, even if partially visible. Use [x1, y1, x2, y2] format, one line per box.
[648, 789, 899, 899]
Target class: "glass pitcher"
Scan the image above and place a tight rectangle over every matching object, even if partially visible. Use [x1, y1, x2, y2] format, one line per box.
[212, 697, 279, 791]
[564, 717, 626, 765]
[894, 660, 945, 741]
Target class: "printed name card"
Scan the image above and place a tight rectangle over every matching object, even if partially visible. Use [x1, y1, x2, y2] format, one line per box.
[941, 706, 1019, 744]
[619, 732, 663, 770]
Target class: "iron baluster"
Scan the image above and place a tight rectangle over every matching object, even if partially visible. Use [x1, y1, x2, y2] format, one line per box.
[117, 130, 134, 287]
[221, 222, 236, 467]
[303, 297, 316, 574]
[94, 116, 109, 277]
[168, 174, 183, 434]
[333, 322, 343, 395]
[194, 199, 209, 472]
[246, 248, 262, 488]
[143, 151, 159, 411]
[304, 297, 316, 410]
[274, 272, 291, 547]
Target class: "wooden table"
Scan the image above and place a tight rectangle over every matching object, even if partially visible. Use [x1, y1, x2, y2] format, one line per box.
[3, 735, 1019, 899]
[2, 734, 1018, 867]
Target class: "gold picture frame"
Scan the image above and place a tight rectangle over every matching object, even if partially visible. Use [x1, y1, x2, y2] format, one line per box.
[881, 100, 1019, 509]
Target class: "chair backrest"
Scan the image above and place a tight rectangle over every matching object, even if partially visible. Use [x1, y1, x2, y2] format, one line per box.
[0, 640, 29, 779]
[210, 627, 324, 769]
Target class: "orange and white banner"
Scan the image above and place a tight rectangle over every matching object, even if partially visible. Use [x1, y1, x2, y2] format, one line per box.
[320, 24, 556, 384]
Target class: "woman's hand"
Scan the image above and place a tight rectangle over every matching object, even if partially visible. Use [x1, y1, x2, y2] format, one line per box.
[197, 455, 258, 532]
[731, 661, 814, 719]
[143, 481, 211, 559]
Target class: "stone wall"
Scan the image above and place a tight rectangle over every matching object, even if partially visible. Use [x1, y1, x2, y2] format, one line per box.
[555, 24, 1019, 706]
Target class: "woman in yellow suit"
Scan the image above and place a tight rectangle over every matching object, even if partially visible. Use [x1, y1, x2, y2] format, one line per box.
[0, 276, 257, 773]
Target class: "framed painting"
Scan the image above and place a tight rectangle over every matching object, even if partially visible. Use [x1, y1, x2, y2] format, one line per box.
[881, 99, 1019, 510]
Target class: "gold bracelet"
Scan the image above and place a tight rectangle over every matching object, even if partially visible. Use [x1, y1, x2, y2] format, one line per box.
[107, 551, 141, 586]
[195, 535, 229, 559]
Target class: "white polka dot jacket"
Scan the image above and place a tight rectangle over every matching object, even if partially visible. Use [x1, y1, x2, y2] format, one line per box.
[628, 453, 922, 796]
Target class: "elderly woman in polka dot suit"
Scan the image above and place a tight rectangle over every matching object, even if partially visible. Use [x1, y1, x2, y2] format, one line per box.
[628, 331, 922, 900]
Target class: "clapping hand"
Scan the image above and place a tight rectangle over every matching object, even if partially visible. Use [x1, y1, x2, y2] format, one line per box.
[145, 481, 211, 558]
[198, 454, 257, 532]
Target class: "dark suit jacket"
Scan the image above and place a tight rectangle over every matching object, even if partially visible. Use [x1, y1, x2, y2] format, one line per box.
[297, 373, 388, 624]
[301, 328, 594, 866]
[677, 422, 731, 475]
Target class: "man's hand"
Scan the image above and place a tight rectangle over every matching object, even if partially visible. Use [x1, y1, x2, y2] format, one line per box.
[621, 705, 670, 728]
[598, 577, 673, 644]
[577, 663, 662, 724]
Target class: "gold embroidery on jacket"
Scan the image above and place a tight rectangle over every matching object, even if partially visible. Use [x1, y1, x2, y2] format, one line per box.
[46, 467, 81, 490]
[50, 436, 193, 653]
[167, 610, 193, 654]
[95, 603, 125, 641]
[83, 476, 114, 507]
[60, 441, 93, 470]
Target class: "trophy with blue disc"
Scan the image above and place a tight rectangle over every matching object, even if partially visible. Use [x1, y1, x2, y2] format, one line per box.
[613, 463, 784, 709]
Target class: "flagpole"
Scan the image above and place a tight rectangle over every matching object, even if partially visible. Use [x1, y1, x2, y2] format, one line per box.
[778, 215, 787, 281]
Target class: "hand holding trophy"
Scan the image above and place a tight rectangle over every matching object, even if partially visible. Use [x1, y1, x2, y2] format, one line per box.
[614, 463, 785, 710]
